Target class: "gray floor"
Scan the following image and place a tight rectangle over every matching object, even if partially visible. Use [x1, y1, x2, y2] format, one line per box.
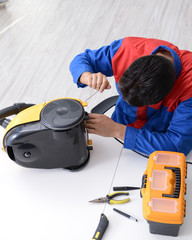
[0, 0, 192, 112]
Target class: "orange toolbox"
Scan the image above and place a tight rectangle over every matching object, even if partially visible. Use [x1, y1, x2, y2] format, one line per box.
[140, 151, 187, 236]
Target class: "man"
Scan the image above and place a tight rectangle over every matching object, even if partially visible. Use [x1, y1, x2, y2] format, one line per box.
[70, 37, 192, 156]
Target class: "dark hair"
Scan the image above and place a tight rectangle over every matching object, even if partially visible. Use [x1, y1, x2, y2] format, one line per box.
[118, 55, 176, 106]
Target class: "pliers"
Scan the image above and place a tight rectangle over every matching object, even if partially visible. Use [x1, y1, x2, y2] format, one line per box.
[89, 192, 130, 204]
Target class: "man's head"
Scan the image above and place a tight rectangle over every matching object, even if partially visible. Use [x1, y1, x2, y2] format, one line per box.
[118, 55, 176, 106]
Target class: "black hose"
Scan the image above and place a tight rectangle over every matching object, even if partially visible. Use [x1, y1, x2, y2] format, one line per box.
[0, 103, 34, 120]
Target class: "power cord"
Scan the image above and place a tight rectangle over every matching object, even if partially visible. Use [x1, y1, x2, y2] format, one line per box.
[114, 137, 192, 164]
[114, 137, 149, 159]
[186, 161, 192, 165]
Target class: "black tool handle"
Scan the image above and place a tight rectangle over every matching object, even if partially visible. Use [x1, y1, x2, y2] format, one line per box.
[113, 186, 140, 191]
[92, 214, 109, 240]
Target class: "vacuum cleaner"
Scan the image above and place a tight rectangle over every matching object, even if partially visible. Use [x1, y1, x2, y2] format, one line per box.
[0, 98, 93, 170]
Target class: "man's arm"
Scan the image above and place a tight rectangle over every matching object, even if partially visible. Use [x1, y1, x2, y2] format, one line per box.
[86, 99, 192, 156]
[124, 98, 192, 156]
[69, 39, 123, 88]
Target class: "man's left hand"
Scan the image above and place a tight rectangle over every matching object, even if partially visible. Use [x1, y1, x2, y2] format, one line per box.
[85, 113, 126, 140]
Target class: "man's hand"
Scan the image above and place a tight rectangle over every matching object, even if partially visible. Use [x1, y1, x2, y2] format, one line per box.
[79, 72, 111, 93]
[85, 113, 126, 140]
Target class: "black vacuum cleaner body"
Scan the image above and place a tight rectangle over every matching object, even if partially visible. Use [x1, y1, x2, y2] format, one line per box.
[0, 98, 92, 170]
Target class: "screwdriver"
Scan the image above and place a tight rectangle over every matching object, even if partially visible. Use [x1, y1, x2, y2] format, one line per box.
[113, 208, 138, 222]
[85, 81, 110, 102]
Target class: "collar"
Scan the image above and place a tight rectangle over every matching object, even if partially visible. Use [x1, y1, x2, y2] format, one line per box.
[151, 45, 181, 78]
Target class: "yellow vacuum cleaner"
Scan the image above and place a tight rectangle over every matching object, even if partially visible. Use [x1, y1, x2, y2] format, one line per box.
[0, 98, 92, 170]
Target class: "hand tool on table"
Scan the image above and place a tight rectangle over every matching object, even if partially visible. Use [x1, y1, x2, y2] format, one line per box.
[113, 186, 140, 191]
[92, 214, 109, 240]
[113, 208, 138, 222]
[89, 192, 130, 204]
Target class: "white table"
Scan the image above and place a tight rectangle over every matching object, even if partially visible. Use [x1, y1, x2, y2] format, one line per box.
[104, 149, 192, 240]
[0, 127, 192, 240]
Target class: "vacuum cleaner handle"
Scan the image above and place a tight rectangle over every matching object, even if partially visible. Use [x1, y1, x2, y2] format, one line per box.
[0, 103, 35, 128]
[91, 95, 119, 114]
[0, 103, 34, 120]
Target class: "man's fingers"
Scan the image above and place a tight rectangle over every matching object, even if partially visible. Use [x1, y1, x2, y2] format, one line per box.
[99, 76, 109, 93]
[86, 73, 110, 91]
[106, 83, 111, 89]
[87, 75, 93, 88]
[96, 73, 103, 90]
[86, 128, 96, 134]
[85, 114, 101, 132]
[87, 113, 99, 118]
[85, 122, 95, 129]
[91, 75, 97, 89]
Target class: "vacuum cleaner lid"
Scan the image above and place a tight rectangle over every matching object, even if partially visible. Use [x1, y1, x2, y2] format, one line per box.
[41, 99, 85, 130]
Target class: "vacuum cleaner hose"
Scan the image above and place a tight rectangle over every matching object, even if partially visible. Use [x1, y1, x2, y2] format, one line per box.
[0, 103, 34, 120]
[0, 103, 34, 128]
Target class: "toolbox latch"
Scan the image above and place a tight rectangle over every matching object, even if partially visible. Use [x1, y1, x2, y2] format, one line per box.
[140, 174, 147, 198]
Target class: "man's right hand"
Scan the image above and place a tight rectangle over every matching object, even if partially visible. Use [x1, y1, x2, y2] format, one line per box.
[79, 72, 111, 93]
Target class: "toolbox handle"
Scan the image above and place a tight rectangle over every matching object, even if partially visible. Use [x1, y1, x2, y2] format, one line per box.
[163, 167, 181, 198]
